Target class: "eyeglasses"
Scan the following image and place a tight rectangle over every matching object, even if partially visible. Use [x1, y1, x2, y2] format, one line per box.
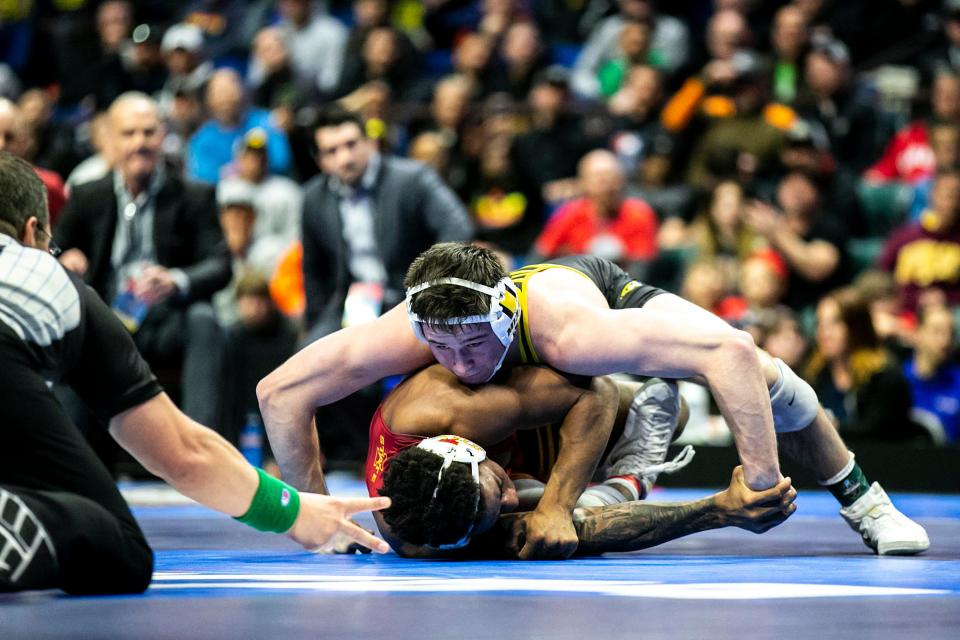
[35, 226, 62, 258]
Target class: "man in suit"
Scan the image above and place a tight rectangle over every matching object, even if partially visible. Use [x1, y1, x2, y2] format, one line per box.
[302, 106, 473, 341]
[300, 106, 473, 461]
[55, 92, 230, 429]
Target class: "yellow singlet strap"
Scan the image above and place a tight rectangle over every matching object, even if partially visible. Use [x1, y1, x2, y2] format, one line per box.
[509, 263, 591, 364]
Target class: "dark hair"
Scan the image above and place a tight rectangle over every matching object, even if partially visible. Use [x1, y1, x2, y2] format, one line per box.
[379, 447, 480, 548]
[825, 287, 879, 353]
[313, 105, 365, 135]
[404, 242, 507, 329]
[0, 151, 48, 239]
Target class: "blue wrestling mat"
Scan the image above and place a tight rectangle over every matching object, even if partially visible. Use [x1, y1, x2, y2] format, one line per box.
[2, 474, 959, 640]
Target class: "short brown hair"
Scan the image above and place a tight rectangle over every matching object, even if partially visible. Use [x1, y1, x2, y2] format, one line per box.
[0, 150, 48, 239]
[405, 243, 507, 328]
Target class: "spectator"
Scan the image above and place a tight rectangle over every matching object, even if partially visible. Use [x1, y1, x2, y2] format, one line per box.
[878, 168, 960, 313]
[688, 179, 765, 278]
[510, 66, 605, 220]
[336, 26, 422, 102]
[864, 71, 960, 186]
[908, 122, 960, 220]
[804, 287, 916, 442]
[66, 112, 115, 189]
[716, 248, 790, 327]
[596, 18, 657, 99]
[532, 149, 659, 270]
[768, 4, 810, 105]
[255, 0, 348, 98]
[220, 272, 299, 449]
[17, 88, 83, 179]
[217, 128, 302, 273]
[608, 64, 668, 175]
[744, 171, 847, 310]
[451, 32, 501, 100]
[0, 99, 67, 224]
[187, 68, 292, 183]
[157, 23, 213, 121]
[572, 0, 690, 98]
[919, 0, 960, 84]
[904, 304, 960, 445]
[213, 184, 264, 326]
[497, 20, 549, 101]
[247, 26, 310, 121]
[54, 92, 230, 428]
[125, 23, 167, 97]
[91, 0, 135, 109]
[301, 106, 473, 340]
[681, 258, 732, 315]
[796, 36, 879, 173]
[407, 75, 473, 196]
[759, 306, 809, 372]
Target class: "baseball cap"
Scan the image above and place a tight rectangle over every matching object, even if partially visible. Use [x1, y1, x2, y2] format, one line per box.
[132, 23, 162, 46]
[216, 179, 256, 210]
[161, 23, 204, 54]
[241, 128, 269, 153]
[810, 34, 850, 66]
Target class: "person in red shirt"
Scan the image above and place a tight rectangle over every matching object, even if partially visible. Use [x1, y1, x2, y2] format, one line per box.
[533, 149, 658, 267]
[864, 72, 960, 185]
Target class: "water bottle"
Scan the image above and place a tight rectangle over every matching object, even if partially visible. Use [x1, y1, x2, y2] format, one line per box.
[239, 412, 264, 468]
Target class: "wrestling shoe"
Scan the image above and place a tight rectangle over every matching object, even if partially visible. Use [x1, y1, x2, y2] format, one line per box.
[839, 482, 930, 556]
[0, 489, 58, 590]
[605, 378, 694, 498]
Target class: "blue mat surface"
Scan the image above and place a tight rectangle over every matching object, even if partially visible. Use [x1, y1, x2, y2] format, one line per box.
[2, 477, 958, 640]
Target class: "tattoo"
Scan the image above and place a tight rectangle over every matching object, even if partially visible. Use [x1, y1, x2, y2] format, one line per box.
[572, 497, 724, 555]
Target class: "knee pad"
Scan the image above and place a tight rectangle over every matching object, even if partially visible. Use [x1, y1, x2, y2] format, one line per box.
[769, 358, 819, 433]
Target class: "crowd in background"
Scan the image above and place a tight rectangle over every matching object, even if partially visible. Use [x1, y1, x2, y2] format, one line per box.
[2, 0, 959, 469]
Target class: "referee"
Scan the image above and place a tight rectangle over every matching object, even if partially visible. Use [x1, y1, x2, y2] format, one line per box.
[0, 152, 389, 595]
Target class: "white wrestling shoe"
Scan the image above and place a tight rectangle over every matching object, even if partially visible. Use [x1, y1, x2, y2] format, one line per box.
[605, 378, 694, 498]
[839, 482, 930, 556]
[0, 489, 58, 590]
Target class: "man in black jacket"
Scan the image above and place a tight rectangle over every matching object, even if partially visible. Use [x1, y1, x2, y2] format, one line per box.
[302, 106, 473, 341]
[55, 92, 230, 428]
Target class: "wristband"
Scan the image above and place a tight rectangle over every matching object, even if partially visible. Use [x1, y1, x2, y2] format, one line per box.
[234, 468, 301, 533]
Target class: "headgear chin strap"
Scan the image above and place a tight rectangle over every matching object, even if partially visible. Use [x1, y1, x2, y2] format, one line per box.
[416, 435, 487, 550]
[405, 276, 520, 381]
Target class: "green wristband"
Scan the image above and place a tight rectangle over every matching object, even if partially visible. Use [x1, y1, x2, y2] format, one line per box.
[234, 468, 301, 533]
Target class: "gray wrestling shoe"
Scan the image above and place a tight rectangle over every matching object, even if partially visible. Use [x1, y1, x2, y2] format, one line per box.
[839, 482, 930, 556]
[605, 378, 694, 498]
[0, 489, 58, 590]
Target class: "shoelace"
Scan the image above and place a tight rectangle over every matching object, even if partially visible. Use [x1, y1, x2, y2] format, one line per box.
[639, 444, 696, 478]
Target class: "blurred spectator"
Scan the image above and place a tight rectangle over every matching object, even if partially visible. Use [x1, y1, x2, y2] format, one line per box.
[217, 128, 302, 273]
[220, 272, 299, 449]
[125, 23, 167, 96]
[0, 99, 67, 224]
[510, 66, 605, 219]
[187, 68, 292, 183]
[407, 75, 473, 194]
[744, 172, 847, 310]
[608, 64, 667, 173]
[247, 26, 310, 130]
[17, 88, 84, 179]
[759, 306, 809, 372]
[864, 71, 960, 186]
[908, 121, 960, 220]
[336, 26, 423, 101]
[253, 0, 348, 98]
[666, 48, 796, 189]
[532, 149, 659, 270]
[768, 5, 811, 106]
[157, 23, 213, 119]
[66, 112, 115, 189]
[853, 268, 910, 345]
[681, 258, 731, 315]
[688, 180, 765, 278]
[795, 37, 880, 174]
[716, 248, 789, 326]
[596, 18, 657, 99]
[919, 0, 960, 84]
[176, 0, 273, 62]
[92, 0, 135, 108]
[904, 304, 960, 444]
[572, 0, 690, 98]
[54, 92, 230, 428]
[496, 20, 549, 101]
[804, 287, 916, 442]
[301, 106, 473, 340]
[878, 168, 960, 313]
[476, 0, 531, 44]
[451, 32, 501, 99]
[213, 186, 261, 324]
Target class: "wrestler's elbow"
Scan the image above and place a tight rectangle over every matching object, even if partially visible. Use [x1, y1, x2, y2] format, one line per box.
[705, 329, 759, 379]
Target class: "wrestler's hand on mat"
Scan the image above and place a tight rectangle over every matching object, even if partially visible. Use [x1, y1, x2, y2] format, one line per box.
[287, 493, 392, 553]
[309, 524, 376, 555]
[716, 466, 797, 534]
[518, 505, 579, 559]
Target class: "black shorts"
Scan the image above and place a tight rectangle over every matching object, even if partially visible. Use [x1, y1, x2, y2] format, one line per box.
[543, 255, 667, 309]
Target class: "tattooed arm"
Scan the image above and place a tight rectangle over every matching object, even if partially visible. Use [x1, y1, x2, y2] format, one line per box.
[489, 467, 797, 558]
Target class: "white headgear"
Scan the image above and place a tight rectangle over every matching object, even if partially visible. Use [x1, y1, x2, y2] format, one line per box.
[416, 435, 488, 550]
[405, 277, 521, 380]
